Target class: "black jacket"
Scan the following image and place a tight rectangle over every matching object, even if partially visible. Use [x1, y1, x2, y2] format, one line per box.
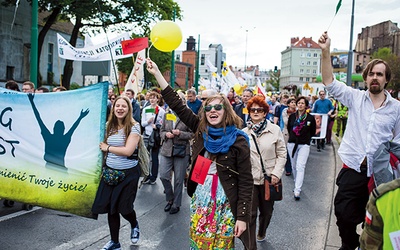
[234, 102, 248, 128]
[287, 112, 316, 145]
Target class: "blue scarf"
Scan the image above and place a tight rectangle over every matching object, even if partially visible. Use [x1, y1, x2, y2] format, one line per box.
[203, 125, 250, 154]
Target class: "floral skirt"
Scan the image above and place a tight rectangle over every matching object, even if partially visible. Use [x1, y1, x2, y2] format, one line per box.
[189, 174, 235, 250]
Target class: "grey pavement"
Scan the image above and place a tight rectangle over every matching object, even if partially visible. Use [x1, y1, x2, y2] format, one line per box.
[0, 136, 346, 250]
[86, 137, 344, 250]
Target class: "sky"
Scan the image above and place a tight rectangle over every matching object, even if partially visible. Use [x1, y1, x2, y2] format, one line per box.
[173, 0, 399, 71]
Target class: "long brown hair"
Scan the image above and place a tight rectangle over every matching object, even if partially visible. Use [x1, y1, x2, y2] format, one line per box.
[105, 96, 137, 142]
[197, 93, 242, 134]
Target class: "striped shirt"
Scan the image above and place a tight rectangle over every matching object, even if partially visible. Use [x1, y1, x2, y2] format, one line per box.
[105, 123, 141, 170]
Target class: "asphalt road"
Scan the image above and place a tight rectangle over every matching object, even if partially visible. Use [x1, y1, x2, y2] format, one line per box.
[0, 140, 340, 250]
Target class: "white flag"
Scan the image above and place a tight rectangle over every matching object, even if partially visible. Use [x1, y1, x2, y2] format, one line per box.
[125, 49, 146, 94]
[57, 33, 132, 61]
[206, 59, 218, 73]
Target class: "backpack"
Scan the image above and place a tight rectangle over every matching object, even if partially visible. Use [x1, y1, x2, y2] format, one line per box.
[137, 135, 150, 177]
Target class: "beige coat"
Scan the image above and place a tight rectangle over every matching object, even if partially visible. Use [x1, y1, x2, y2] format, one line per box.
[243, 120, 287, 185]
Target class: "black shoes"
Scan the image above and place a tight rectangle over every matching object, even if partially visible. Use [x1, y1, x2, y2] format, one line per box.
[169, 206, 180, 214]
[164, 201, 179, 214]
[164, 202, 173, 212]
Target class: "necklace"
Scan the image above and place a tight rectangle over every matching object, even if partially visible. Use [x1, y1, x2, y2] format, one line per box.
[379, 96, 386, 108]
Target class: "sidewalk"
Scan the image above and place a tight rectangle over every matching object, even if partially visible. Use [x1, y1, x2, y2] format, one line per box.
[325, 136, 342, 250]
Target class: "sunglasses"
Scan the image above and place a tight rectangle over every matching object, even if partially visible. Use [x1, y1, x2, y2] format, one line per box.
[201, 97, 207, 101]
[204, 104, 224, 112]
[249, 107, 265, 113]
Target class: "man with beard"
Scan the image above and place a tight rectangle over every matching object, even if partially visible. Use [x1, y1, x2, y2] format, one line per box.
[319, 31, 400, 250]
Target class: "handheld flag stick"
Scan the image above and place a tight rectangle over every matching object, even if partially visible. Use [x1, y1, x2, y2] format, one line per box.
[327, 0, 342, 31]
[147, 38, 157, 59]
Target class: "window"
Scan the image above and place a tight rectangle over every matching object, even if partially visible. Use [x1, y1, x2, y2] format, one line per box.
[48, 43, 54, 72]
[6, 66, 14, 80]
[307, 52, 311, 57]
[301, 61, 305, 66]
[299, 77, 304, 81]
[313, 53, 318, 57]
[176, 54, 181, 61]
[313, 61, 317, 66]
[300, 52, 305, 57]
[201, 54, 205, 65]
[300, 69, 304, 74]
[306, 69, 310, 74]
[306, 61, 311, 66]
[313, 69, 317, 74]
[306, 77, 310, 82]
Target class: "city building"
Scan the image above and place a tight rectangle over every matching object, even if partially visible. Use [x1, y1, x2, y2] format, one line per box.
[0, 3, 85, 87]
[279, 37, 321, 91]
[355, 20, 400, 57]
[170, 36, 269, 91]
[353, 20, 400, 89]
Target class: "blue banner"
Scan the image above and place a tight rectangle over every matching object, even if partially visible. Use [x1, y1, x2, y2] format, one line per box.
[0, 82, 108, 217]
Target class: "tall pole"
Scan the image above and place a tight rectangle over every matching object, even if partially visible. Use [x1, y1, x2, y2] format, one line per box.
[346, 0, 355, 86]
[194, 34, 200, 93]
[241, 27, 255, 72]
[30, 0, 38, 88]
[170, 8, 176, 88]
[244, 29, 248, 71]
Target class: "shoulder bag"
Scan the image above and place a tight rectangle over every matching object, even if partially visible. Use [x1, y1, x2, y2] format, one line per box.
[171, 120, 187, 158]
[251, 134, 283, 201]
[127, 135, 150, 178]
[148, 111, 161, 149]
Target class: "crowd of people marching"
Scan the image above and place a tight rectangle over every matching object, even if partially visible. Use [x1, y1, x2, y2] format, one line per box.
[3, 31, 400, 250]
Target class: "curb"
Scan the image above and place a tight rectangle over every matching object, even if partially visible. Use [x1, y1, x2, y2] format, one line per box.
[325, 135, 342, 249]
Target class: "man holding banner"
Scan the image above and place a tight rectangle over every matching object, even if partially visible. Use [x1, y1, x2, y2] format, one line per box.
[319, 31, 400, 250]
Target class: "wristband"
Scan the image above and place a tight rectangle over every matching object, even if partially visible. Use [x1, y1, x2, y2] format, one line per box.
[107, 145, 110, 152]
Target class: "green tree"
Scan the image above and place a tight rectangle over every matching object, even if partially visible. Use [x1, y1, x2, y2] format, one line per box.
[372, 48, 400, 92]
[265, 69, 280, 91]
[2, 0, 182, 89]
[115, 36, 171, 93]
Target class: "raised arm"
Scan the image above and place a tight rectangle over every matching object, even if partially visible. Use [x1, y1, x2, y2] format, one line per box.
[318, 32, 334, 85]
[146, 58, 169, 90]
[28, 93, 49, 135]
[66, 109, 90, 137]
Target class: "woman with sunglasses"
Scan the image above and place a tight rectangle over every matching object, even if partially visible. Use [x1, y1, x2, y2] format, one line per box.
[287, 96, 316, 200]
[242, 96, 286, 247]
[146, 58, 254, 250]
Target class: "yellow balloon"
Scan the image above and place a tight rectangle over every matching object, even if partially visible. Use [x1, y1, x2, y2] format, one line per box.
[150, 21, 182, 52]
[233, 83, 241, 93]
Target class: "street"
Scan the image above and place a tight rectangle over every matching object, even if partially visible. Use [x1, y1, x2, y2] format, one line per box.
[0, 141, 341, 250]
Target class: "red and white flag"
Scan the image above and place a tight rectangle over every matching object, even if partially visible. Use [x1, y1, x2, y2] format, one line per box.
[121, 37, 149, 55]
[257, 78, 266, 97]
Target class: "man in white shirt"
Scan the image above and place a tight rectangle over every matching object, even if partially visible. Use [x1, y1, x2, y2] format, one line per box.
[319, 31, 400, 250]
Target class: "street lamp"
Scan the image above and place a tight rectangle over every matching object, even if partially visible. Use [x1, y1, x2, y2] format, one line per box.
[241, 26, 255, 71]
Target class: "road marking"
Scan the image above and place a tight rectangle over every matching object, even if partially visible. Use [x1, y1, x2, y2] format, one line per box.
[0, 206, 41, 222]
